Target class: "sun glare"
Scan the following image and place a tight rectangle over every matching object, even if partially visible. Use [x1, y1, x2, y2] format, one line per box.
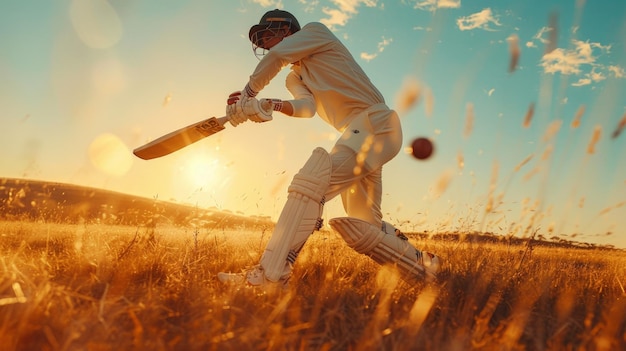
[88, 133, 132, 177]
[180, 153, 221, 191]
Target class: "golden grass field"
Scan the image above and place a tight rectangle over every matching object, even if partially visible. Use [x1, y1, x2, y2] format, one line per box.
[0, 220, 625, 351]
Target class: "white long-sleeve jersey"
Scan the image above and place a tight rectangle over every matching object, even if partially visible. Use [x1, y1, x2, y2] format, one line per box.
[247, 22, 387, 132]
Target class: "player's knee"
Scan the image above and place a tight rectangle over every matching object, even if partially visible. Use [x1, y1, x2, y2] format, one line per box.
[288, 147, 331, 202]
[329, 217, 385, 254]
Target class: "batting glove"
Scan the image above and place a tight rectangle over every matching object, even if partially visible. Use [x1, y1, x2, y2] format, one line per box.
[242, 97, 273, 123]
[226, 91, 248, 127]
[239, 83, 272, 123]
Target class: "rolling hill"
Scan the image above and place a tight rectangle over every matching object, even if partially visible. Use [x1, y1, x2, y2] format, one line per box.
[0, 178, 273, 229]
[0, 178, 617, 250]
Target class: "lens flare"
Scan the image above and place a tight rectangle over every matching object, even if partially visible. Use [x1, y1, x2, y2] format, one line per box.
[88, 133, 132, 176]
[69, 0, 123, 49]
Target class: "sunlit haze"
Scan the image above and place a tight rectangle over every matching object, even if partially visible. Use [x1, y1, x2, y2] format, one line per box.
[1, 0, 624, 247]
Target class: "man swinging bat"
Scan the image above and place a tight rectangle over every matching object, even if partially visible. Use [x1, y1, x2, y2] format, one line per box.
[216, 9, 441, 287]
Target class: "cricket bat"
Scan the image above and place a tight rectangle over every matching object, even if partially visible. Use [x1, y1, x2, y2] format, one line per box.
[133, 116, 229, 160]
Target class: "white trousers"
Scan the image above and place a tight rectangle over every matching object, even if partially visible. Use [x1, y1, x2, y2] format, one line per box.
[326, 106, 403, 228]
[259, 106, 402, 280]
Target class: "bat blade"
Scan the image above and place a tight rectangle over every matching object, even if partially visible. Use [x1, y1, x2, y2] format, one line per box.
[133, 116, 228, 160]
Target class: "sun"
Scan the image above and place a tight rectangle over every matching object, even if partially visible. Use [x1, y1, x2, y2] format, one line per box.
[179, 153, 221, 191]
[169, 150, 234, 207]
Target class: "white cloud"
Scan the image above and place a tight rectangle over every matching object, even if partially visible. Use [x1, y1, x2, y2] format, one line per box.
[379, 36, 392, 48]
[588, 69, 606, 82]
[360, 52, 377, 61]
[537, 39, 625, 87]
[321, 8, 351, 28]
[609, 65, 626, 78]
[411, 0, 461, 12]
[298, 0, 320, 13]
[571, 78, 591, 87]
[439, 0, 461, 8]
[251, 0, 284, 8]
[320, 0, 379, 29]
[532, 26, 553, 45]
[540, 40, 608, 75]
[571, 69, 607, 87]
[413, 26, 432, 31]
[360, 36, 393, 61]
[457, 8, 501, 31]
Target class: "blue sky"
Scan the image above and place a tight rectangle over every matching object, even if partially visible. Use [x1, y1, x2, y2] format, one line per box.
[1, 0, 625, 248]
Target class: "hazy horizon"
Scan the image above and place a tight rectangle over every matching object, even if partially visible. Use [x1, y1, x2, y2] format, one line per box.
[2, 0, 624, 248]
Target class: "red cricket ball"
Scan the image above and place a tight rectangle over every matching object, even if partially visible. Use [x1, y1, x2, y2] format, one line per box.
[410, 137, 434, 160]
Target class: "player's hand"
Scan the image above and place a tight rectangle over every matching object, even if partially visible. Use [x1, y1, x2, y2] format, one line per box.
[261, 98, 283, 113]
[239, 83, 272, 123]
[226, 91, 248, 127]
[242, 97, 273, 123]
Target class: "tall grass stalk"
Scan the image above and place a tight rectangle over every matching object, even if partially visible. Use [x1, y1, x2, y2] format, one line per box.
[0, 221, 624, 350]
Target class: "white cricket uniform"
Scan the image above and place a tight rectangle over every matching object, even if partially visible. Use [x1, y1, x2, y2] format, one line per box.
[247, 22, 403, 227]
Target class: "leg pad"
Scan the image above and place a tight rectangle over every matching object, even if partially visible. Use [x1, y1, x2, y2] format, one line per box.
[329, 217, 428, 282]
[261, 147, 331, 281]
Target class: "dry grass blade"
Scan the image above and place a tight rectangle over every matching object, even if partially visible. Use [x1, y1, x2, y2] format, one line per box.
[0, 219, 624, 350]
[432, 169, 454, 199]
[424, 86, 434, 118]
[457, 151, 465, 170]
[571, 105, 586, 128]
[395, 76, 421, 115]
[464, 103, 474, 138]
[544, 12, 559, 54]
[162, 92, 172, 107]
[485, 161, 499, 213]
[0, 283, 27, 306]
[507, 34, 520, 73]
[587, 125, 602, 154]
[616, 276, 626, 296]
[407, 284, 439, 329]
[523, 102, 535, 128]
[611, 113, 626, 139]
[543, 119, 562, 142]
[514, 154, 534, 172]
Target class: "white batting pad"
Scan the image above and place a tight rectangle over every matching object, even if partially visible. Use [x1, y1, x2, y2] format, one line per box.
[329, 217, 428, 282]
[261, 147, 331, 281]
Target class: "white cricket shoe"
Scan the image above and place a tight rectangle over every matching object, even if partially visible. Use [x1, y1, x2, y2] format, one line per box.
[419, 251, 441, 281]
[217, 265, 290, 290]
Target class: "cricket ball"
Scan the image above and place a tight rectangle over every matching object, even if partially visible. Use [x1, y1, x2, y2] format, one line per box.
[410, 137, 434, 160]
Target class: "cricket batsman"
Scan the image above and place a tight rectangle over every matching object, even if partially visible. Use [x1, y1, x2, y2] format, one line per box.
[218, 9, 440, 288]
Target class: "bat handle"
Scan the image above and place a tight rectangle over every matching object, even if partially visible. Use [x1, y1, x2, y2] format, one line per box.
[216, 116, 229, 126]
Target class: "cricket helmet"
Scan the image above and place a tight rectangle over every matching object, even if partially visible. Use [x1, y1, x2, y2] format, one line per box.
[248, 9, 301, 50]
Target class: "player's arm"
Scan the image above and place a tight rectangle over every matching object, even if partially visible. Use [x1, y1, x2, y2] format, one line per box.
[227, 72, 315, 125]
[240, 71, 315, 119]
[246, 23, 330, 95]
[280, 71, 316, 118]
[265, 99, 294, 116]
